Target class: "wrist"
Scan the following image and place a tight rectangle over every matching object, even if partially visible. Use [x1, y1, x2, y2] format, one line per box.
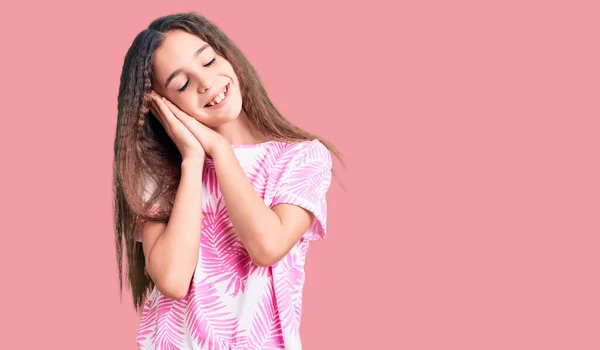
[182, 156, 205, 169]
[211, 139, 233, 161]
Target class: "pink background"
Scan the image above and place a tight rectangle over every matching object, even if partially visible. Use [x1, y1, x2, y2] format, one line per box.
[1, 0, 599, 349]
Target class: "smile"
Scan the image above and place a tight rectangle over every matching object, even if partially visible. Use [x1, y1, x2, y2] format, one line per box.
[204, 83, 230, 109]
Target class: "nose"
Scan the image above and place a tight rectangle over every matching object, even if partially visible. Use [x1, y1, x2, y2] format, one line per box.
[196, 74, 215, 94]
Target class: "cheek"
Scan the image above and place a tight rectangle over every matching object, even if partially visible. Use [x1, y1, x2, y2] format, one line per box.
[221, 60, 238, 82]
[231, 75, 243, 100]
[174, 95, 199, 115]
[233, 80, 243, 101]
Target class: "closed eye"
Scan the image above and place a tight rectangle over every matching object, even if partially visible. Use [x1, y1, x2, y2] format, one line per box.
[178, 58, 217, 92]
[178, 81, 189, 92]
[205, 58, 216, 67]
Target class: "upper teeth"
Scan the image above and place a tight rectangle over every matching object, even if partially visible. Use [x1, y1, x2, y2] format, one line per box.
[207, 87, 227, 106]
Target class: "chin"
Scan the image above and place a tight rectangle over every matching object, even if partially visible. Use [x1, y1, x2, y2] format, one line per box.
[203, 115, 238, 128]
[201, 100, 243, 127]
[198, 109, 242, 128]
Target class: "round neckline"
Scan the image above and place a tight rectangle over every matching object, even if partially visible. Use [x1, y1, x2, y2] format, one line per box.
[231, 140, 277, 149]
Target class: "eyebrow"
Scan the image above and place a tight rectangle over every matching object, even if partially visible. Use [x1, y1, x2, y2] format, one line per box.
[164, 44, 210, 89]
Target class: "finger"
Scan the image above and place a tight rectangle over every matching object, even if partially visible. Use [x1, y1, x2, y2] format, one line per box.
[162, 99, 212, 140]
[161, 98, 193, 122]
[150, 91, 168, 114]
[149, 96, 178, 135]
[159, 98, 201, 134]
[149, 100, 166, 126]
[150, 97, 162, 115]
[153, 96, 179, 126]
[149, 92, 161, 111]
[160, 97, 181, 114]
[150, 90, 162, 101]
[161, 98, 208, 134]
[149, 105, 162, 124]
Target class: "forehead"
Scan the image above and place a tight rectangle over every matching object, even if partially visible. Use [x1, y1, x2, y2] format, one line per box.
[152, 30, 209, 75]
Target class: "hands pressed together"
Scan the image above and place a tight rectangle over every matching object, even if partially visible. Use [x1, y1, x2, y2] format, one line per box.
[149, 90, 230, 161]
[147, 90, 316, 269]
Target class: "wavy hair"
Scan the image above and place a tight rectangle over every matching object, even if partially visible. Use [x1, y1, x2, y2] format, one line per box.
[113, 12, 343, 312]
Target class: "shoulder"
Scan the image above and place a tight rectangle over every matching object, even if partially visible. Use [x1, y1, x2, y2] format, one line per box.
[274, 139, 332, 168]
[264, 139, 332, 192]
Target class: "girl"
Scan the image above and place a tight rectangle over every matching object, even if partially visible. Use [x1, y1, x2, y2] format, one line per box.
[113, 12, 342, 350]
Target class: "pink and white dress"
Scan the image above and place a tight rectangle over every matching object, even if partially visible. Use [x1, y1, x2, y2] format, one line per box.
[135, 139, 333, 350]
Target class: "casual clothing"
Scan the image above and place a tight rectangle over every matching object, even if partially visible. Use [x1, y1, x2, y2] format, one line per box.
[136, 139, 332, 350]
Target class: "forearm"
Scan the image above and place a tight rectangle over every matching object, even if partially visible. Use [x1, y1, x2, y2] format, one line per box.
[212, 146, 282, 265]
[147, 157, 204, 297]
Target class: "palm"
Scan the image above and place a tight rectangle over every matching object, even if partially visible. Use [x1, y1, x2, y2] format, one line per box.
[161, 98, 228, 156]
[150, 91, 205, 160]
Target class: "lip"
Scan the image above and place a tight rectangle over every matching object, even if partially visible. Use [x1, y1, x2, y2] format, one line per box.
[204, 83, 230, 109]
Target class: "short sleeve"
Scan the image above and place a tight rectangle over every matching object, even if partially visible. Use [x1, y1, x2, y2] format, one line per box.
[268, 140, 333, 241]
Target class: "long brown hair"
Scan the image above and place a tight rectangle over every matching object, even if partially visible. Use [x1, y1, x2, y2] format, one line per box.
[113, 12, 344, 312]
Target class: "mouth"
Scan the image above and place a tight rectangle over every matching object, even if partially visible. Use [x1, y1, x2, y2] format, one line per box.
[204, 83, 230, 109]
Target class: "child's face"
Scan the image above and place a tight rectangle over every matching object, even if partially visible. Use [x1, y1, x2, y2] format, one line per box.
[151, 30, 243, 127]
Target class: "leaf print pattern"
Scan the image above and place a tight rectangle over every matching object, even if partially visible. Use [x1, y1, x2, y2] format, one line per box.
[137, 290, 159, 348]
[136, 140, 333, 350]
[282, 141, 332, 203]
[203, 159, 220, 198]
[250, 282, 285, 349]
[246, 141, 288, 199]
[152, 296, 188, 349]
[201, 196, 253, 296]
[270, 140, 332, 241]
[273, 242, 307, 333]
[186, 277, 239, 349]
